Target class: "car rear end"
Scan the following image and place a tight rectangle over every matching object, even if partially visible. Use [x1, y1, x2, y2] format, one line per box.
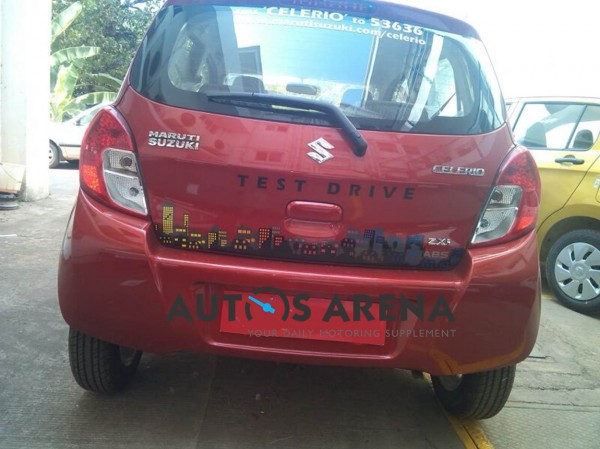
[59, 0, 541, 407]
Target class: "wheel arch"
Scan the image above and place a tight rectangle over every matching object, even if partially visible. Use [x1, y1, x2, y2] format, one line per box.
[540, 216, 600, 268]
[49, 139, 63, 155]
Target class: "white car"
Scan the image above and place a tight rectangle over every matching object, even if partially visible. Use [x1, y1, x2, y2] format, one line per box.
[49, 103, 107, 168]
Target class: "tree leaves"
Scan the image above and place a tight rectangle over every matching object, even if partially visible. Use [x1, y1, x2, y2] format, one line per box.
[51, 46, 100, 67]
[50, 2, 118, 121]
[51, 64, 81, 121]
[50, 0, 163, 121]
[52, 0, 163, 95]
[62, 92, 118, 117]
[86, 73, 123, 91]
[51, 2, 83, 43]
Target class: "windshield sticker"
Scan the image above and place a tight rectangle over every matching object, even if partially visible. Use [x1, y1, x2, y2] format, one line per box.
[234, 7, 428, 45]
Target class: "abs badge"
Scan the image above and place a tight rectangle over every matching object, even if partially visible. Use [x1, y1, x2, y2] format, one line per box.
[307, 138, 334, 164]
[148, 131, 200, 151]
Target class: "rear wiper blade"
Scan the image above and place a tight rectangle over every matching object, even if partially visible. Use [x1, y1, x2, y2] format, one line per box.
[206, 92, 368, 157]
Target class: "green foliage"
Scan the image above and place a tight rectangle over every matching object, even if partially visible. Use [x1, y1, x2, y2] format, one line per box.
[51, 2, 112, 121]
[52, 0, 163, 96]
[50, 0, 163, 121]
[51, 2, 82, 43]
[51, 46, 99, 67]
[86, 74, 124, 91]
[62, 92, 118, 117]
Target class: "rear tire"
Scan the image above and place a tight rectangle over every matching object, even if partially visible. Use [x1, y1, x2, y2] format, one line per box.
[68, 328, 142, 393]
[49, 142, 60, 168]
[546, 229, 600, 314]
[432, 365, 515, 419]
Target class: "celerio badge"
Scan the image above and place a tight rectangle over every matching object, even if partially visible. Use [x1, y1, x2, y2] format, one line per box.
[432, 165, 485, 177]
[307, 138, 334, 164]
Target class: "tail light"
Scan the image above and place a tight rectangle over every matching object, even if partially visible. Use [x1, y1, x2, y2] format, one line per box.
[470, 146, 540, 247]
[80, 107, 148, 217]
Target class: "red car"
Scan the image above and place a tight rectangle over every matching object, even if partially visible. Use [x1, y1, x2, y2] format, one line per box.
[58, 0, 541, 419]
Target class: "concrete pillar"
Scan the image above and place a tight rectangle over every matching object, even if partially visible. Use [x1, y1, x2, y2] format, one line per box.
[0, 0, 51, 201]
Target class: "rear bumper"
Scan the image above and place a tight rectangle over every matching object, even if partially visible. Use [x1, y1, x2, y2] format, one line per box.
[58, 191, 540, 375]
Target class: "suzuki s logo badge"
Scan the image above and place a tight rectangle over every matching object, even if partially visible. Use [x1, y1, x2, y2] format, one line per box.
[307, 138, 334, 164]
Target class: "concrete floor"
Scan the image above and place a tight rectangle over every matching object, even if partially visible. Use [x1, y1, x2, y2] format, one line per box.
[0, 164, 599, 449]
[481, 295, 600, 448]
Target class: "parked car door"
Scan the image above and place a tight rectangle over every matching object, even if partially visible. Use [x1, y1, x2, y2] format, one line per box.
[509, 101, 600, 225]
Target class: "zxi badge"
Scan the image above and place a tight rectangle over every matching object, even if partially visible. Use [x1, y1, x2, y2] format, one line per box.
[307, 138, 334, 164]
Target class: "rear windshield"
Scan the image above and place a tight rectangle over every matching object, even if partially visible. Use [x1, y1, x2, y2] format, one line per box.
[131, 3, 505, 135]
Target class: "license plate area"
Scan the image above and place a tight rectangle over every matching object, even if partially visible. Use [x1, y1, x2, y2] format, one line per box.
[219, 291, 386, 346]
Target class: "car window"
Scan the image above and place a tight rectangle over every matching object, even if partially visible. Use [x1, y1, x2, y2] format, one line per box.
[569, 105, 600, 150]
[73, 104, 104, 126]
[131, 4, 505, 136]
[513, 102, 598, 151]
[78, 110, 97, 126]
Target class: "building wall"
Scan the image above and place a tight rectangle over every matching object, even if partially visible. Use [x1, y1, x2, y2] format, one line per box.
[0, 0, 50, 200]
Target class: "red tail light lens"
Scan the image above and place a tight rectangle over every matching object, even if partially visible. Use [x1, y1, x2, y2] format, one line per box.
[80, 107, 148, 217]
[471, 146, 540, 247]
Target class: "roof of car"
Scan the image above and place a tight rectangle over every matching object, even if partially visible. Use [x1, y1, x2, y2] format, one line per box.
[507, 96, 600, 105]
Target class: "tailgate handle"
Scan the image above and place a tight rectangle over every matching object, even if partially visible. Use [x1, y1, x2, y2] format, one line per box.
[286, 201, 342, 222]
[555, 156, 585, 165]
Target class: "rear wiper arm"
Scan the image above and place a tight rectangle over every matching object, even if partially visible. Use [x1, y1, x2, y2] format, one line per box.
[206, 92, 368, 157]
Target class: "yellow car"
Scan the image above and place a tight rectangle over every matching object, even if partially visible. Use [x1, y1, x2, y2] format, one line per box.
[508, 97, 600, 314]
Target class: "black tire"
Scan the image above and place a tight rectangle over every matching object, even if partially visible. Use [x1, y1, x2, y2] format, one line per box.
[68, 328, 142, 393]
[49, 142, 61, 168]
[546, 229, 600, 314]
[431, 364, 515, 420]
